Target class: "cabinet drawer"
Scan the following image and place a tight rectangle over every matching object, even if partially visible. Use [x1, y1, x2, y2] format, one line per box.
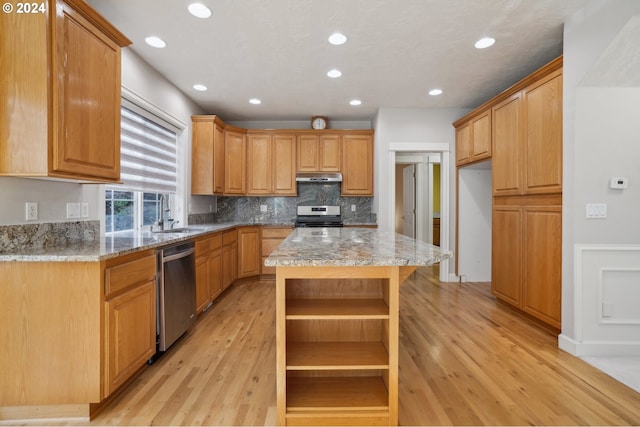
[222, 230, 237, 245]
[196, 233, 222, 254]
[105, 254, 156, 297]
[262, 227, 292, 239]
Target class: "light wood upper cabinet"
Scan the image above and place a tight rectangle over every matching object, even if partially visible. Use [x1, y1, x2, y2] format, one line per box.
[455, 109, 491, 167]
[247, 133, 297, 196]
[342, 134, 374, 196]
[297, 134, 341, 172]
[224, 128, 247, 194]
[247, 134, 272, 195]
[272, 134, 297, 195]
[191, 115, 225, 195]
[492, 92, 523, 196]
[0, 0, 131, 181]
[523, 69, 563, 195]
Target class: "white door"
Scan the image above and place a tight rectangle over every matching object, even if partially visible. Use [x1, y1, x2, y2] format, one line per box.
[402, 165, 416, 237]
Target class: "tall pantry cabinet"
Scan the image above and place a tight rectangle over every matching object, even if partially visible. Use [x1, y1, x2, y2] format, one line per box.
[455, 56, 563, 329]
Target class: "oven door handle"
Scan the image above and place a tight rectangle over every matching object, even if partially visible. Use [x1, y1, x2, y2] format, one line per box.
[163, 248, 195, 263]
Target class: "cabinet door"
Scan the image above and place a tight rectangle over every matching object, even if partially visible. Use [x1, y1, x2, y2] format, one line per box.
[342, 135, 373, 196]
[455, 124, 472, 166]
[195, 254, 211, 313]
[319, 135, 341, 171]
[224, 130, 246, 194]
[524, 70, 562, 194]
[213, 123, 225, 193]
[209, 250, 223, 300]
[191, 119, 214, 195]
[523, 206, 562, 328]
[492, 93, 523, 196]
[247, 134, 272, 195]
[491, 205, 522, 306]
[273, 134, 297, 195]
[470, 111, 491, 161]
[54, 4, 121, 180]
[238, 227, 261, 278]
[297, 135, 320, 171]
[104, 280, 156, 395]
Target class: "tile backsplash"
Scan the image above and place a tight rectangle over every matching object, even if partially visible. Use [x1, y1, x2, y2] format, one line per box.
[189, 183, 375, 225]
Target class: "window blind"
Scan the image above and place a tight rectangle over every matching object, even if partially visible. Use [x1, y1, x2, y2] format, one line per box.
[120, 106, 177, 193]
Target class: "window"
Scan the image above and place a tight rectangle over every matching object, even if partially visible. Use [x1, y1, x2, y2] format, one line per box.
[105, 101, 178, 233]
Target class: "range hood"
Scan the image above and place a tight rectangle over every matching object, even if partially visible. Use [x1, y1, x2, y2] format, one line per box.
[295, 172, 342, 182]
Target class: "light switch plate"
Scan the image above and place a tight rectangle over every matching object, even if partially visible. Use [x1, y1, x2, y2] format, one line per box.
[585, 203, 607, 218]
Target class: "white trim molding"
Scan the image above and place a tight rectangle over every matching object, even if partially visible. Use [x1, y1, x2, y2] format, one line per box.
[561, 244, 640, 356]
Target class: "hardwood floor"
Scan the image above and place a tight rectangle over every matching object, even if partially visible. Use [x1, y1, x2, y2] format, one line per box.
[56, 267, 640, 425]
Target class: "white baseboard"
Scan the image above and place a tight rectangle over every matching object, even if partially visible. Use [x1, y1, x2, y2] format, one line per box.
[447, 273, 459, 282]
[559, 334, 640, 356]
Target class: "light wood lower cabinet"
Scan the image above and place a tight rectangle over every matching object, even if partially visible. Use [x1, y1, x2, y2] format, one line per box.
[195, 233, 223, 313]
[238, 226, 261, 278]
[222, 229, 238, 289]
[492, 197, 561, 328]
[103, 251, 157, 396]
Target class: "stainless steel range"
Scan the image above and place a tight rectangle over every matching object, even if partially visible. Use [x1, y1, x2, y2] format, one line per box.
[295, 205, 343, 227]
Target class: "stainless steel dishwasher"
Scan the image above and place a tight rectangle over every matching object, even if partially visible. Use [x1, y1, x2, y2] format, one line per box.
[158, 241, 197, 352]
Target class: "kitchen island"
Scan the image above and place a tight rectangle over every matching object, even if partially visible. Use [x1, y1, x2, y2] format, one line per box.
[265, 227, 451, 426]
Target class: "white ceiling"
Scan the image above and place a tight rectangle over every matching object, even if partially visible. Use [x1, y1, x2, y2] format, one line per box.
[87, 0, 589, 122]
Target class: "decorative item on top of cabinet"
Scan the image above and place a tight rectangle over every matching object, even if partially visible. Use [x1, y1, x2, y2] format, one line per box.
[0, 0, 131, 182]
[191, 115, 225, 195]
[247, 132, 297, 196]
[224, 127, 247, 194]
[454, 108, 491, 167]
[341, 132, 374, 196]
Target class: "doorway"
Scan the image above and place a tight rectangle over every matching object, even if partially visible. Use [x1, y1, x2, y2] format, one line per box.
[384, 143, 451, 283]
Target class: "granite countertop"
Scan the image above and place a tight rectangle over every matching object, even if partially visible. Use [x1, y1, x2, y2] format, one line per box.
[0, 222, 291, 262]
[265, 227, 451, 267]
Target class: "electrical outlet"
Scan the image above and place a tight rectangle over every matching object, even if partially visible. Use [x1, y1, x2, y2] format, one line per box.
[351, 204, 356, 212]
[260, 205, 268, 212]
[25, 202, 38, 221]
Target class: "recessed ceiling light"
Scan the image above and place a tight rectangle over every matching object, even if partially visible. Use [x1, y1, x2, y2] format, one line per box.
[350, 99, 362, 106]
[328, 32, 347, 45]
[145, 36, 166, 48]
[429, 89, 443, 96]
[249, 98, 262, 105]
[188, 3, 212, 18]
[193, 84, 207, 91]
[327, 69, 342, 78]
[474, 37, 495, 49]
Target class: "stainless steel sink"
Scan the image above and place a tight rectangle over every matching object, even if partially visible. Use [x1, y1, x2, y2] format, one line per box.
[152, 227, 204, 234]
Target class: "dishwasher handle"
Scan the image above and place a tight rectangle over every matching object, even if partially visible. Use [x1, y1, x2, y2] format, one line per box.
[163, 248, 195, 263]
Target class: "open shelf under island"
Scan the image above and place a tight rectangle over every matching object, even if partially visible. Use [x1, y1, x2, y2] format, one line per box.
[265, 227, 452, 426]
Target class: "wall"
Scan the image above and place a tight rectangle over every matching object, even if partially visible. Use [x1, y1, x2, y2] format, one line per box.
[560, 0, 640, 356]
[373, 107, 470, 277]
[457, 165, 492, 282]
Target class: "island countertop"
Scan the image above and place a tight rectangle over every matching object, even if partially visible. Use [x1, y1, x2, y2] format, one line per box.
[265, 227, 451, 267]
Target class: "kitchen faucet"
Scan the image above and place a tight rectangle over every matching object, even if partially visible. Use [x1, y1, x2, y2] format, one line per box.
[155, 194, 175, 231]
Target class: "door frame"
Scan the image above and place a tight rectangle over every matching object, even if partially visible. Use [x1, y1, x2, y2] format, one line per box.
[386, 142, 451, 283]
